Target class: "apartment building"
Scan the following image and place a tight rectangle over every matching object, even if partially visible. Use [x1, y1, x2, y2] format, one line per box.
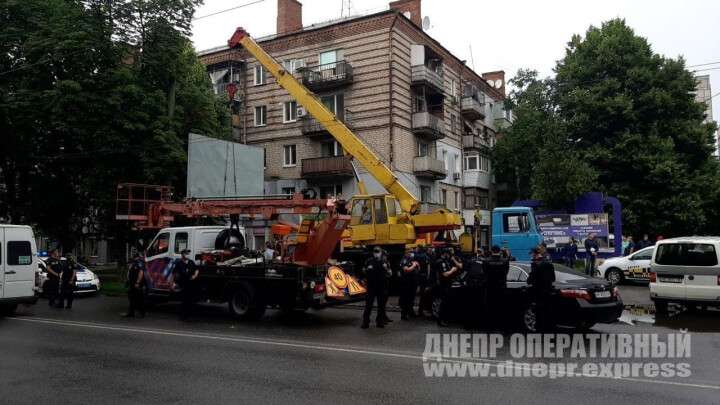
[695, 75, 719, 157]
[199, 0, 510, 245]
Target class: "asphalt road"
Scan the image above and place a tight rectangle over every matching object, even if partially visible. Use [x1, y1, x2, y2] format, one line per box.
[1, 285, 719, 405]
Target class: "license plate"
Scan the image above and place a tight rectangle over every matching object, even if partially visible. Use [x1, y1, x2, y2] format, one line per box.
[595, 290, 611, 298]
[77, 283, 90, 287]
[659, 277, 682, 283]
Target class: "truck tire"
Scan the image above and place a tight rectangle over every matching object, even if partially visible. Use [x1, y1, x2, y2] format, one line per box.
[228, 284, 265, 321]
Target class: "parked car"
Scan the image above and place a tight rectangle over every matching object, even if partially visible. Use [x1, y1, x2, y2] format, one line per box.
[38, 257, 101, 295]
[650, 237, 720, 313]
[432, 262, 623, 332]
[597, 246, 654, 285]
[0, 225, 39, 315]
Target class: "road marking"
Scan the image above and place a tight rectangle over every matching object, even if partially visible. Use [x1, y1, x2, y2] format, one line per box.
[7, 316, 720, 391]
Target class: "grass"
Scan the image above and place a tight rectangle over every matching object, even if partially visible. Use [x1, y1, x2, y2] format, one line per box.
[101, 281, 127, 297]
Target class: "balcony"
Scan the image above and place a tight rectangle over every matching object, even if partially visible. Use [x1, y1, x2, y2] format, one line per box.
[461, 96, 485, 121]
[413, 156, 447, 180]
[462, 134, 490, 150]
[300, 61, 353, 91]
[301, 110, 353, 138]
[301, 155, 354, 179]
[412, 112, 445, 140]
[411, 65, 444, 95]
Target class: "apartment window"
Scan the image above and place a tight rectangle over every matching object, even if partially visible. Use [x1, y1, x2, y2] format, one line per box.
[454, 153, 461, 174]
[283, 100, 297, 123]
[282, 187, 296, 195]
[321, 140, 342, 157]
[480, 154, 490, 172]
[320, 93, 344, 116]
[442, 150, 448, 170]
[440, 189, 447, 207]
[319, 184, 343, 199]
[254, 106, 267, 127]
[412, 94, 427, 113]
[283, 145, 297, 167]
[263, 148, 266, 169]
[463, 188, 490, 210]
[319, 49, 343, 67]
[253, 65, 265, 85]
[450, 79, 457, 101]
[420, 186, 431, 203]
[418, 142, 429, 157]
[454, 191, 459, 210]
[450, 114, 456, 134]
[464, 154, 479, 171]
[282, 59, 305, 74]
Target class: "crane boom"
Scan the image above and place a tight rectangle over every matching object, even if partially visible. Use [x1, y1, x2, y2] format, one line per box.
[228, 28, 421, 215]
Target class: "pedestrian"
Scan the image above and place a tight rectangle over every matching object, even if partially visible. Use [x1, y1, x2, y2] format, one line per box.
[123, 253, 146, 318]
[566, 238, 578, 268]
[414, 246, 432, 317]
[45, 249, 63, 307]
[263, 241, 276, 262]
[399, 250, 419, 320]
[57, 255, 77, 309]
[173, 249, 199, 320]
[435, 248, 461, 327]
[527, 247, 556, 331]
[483, 245, 509, 330]
[462, 254, 487, 329]
[361, 247, 390, 328]
[584, 233, 599, 276]
[624, 236, 635, 256]
[637, 234, 652, 250]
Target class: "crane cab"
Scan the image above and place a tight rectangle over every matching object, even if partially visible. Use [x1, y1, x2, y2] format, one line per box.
[348, 194, 416, 246]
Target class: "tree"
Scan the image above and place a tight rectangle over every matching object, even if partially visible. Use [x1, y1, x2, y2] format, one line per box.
[0, 0, 230, 250]
[555, 19, 720, 236]
[493, 70, 598, 207]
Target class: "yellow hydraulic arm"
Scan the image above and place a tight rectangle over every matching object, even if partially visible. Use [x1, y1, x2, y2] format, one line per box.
[228, 28, 421, 215]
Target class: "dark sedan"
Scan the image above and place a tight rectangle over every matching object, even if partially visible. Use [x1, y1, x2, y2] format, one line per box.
[432, 262, 623, 332]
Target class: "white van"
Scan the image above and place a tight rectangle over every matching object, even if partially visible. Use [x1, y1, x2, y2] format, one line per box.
[650, 237, 720, 312]
[1, 225, 39, 315]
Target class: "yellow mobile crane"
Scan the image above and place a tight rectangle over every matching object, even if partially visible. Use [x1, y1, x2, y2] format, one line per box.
[228, 28, 462, 252]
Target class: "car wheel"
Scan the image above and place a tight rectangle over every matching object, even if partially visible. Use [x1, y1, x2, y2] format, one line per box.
[605, 268, 623, 285]
[654, 299, 668, 315]
[431, 295, 442, 319]
[522, 304, 539, 333]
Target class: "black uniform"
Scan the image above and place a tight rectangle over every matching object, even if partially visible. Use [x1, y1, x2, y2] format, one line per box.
[463, 259, 487, 328]
[45, 258, 63, 306]
[434, 256, 455, 325]
[57, 262, 76, 309]
[483, 254, 510, 328]
[527, 258, 556, 330]
[398, 255, 419, 319]
[126, 259, 146, 317]
[415, 251, 432, 315]
[362, 256, 389, 327]
[174, 258, 198, 319]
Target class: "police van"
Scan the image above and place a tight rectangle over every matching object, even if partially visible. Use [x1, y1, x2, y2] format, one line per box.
[0, 225, 39, 315]
[650, 237, 720, 312]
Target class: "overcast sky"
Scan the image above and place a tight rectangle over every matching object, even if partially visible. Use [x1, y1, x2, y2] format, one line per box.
[191, 0, 720, 119]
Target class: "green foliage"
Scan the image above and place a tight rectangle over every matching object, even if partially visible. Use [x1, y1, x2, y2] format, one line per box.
[496, 19, 719, 237]
[0, 0, 230, 249]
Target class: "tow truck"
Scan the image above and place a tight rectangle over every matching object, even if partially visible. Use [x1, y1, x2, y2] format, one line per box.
[116, 184, 365, 320]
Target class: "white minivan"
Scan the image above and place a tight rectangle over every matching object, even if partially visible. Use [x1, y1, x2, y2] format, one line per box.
[1, 225, 39, 315]
[650, 237, 720, 312]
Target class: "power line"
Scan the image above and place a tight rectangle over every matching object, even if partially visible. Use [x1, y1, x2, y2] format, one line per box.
[693, 67, 720, 73]
[687, 61, 720, 68]
[193, 0, 266, 21]
[701, 91, 720, 103]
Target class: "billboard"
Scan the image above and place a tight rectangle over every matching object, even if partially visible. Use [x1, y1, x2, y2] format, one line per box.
[536, 213, 611, 252]
[187, 133, 263, 198]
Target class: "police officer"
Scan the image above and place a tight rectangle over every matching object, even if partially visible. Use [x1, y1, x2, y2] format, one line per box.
[173, 249, 199, 320]
[45, 249, 63, 307]
[527, 247, 556, 331]
[435, 249, 460, 327]
[123, 253, 146, 318]
[414, 246, 431, 317]
[361, 247, 390, 328]
[57, 255, 77, 309]
[483, 245, 510, 329]
[399, 250, 420, 320]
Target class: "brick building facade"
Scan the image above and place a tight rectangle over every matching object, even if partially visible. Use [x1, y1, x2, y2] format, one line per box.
[199, 0, 511, 246]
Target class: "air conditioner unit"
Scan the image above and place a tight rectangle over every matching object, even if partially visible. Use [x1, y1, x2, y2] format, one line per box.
[453, 172, 461, 181]
[297, 107, 307, 117]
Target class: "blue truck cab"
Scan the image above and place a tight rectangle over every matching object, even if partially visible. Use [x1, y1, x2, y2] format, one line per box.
[491, 207, 544, 261]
